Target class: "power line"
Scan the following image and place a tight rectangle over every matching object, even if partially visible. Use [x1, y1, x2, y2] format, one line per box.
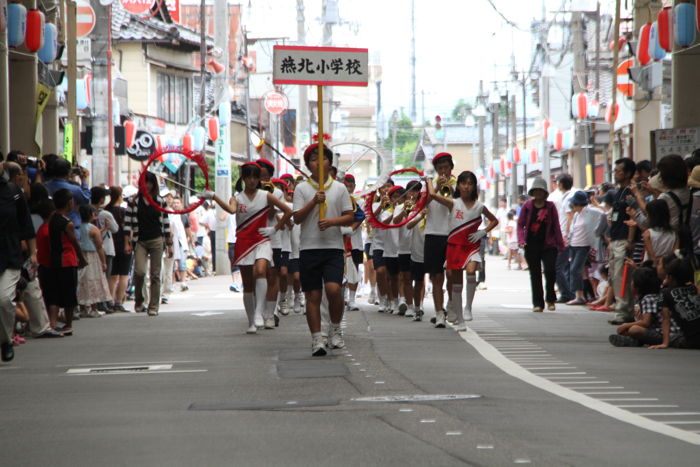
[483, 0, 529, 32]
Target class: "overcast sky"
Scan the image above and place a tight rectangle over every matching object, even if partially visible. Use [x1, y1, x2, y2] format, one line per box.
[187, 0, 612, 121]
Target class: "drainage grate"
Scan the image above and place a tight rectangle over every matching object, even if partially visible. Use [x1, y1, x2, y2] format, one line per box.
[351, 394, 482, 403]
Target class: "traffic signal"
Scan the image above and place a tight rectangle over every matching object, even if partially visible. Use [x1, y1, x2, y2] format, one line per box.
[435, 115, 442, 130]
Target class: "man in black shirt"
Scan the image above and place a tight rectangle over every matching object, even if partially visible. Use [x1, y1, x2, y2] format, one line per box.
[608, 158, 637, 325]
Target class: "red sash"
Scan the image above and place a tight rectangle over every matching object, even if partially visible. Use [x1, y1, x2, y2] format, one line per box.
[447, 216, 482, 263]
[233, 206, 271, 263]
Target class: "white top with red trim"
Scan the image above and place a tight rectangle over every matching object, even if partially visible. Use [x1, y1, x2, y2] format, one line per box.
[293, 178, 353, 251]
[448, 198, 484, 245]
[236, 189, 269, 230]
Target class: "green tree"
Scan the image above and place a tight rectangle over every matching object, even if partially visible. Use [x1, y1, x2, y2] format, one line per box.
[451, 99, 473, 122]
[383, 112, 421, 169]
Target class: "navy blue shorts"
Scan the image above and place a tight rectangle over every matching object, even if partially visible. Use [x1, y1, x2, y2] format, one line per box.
[372, 249, 385, 269]
[398, 253, 412, 272]
[385, 256, 400, 276]
[272, 248, 283, 269]
[410, 260, 426, 283]
[288, 258, 300, 274]
[364, 243, 371, 259]
[227, 243, 239, 273]
[351, 249, 363, 267]
[424, 234, 447, 275]
[299, 249, 344, 291]
[279, 251, 290, 269]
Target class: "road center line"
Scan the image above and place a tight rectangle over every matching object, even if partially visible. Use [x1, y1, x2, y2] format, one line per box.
[462, 331, 700, 446]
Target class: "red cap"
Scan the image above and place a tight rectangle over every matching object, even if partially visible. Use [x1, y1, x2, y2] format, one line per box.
[303, 143, 333, 161]
[388, 185, 404, 196]
[344, 173, 355, 182]
[432, 152, 453, 164]
[256, 158, 274, 172]
[271, 178, 288, 191]
[280, 173, 294, 180]
[242, 161, 261, 169]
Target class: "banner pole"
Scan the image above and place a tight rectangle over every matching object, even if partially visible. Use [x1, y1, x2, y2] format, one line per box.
[317, 85, 326, 220]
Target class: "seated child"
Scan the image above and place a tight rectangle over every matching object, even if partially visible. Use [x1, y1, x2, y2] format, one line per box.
[650, 257, 700, 349]
[13, 277, 29, 345]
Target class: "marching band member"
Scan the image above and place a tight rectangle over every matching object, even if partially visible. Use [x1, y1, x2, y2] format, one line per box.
[426, 171, 498, 331]
[293, 144, 354, 356]
[383, 185, 404, 313]
[272, 178, 293, 316]
[424, 153, 456, 327]
[202, 162, 292, 334]
[280, 174, 304, 314]
[393, 180, 422, 317]
[342, 174, 365, 311]
[371, 180, 394, 312]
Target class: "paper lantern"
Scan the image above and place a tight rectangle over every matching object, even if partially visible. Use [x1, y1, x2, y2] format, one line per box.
[658, 6, 673, 52]
[7, 3, 27, 47]
[588, 99, 600, 119]
[38, 22, 58, 63]
[571, 92, 588, 120]
[554, 130, 563, 151]
[563, 129, 575, 150]
[208, 116, 219, 141]
[648, 21, 666, 61]
[155, 135, 164, 152]
[605, 102, 620, 124]
[513, 146, 521, 164]
[488, 164, 495, 180]
[542, 118, 551, 140]
[674, 2, 696, 48]
[76, 79, 89, 110]
[182, 133, 193, 152]
[529, 148, 538, 164]
[193, 126, 206, 151]
[500, 158, 506, 174]
[124, 120, 136, 148]
[506, 147, 513, 163]
[218, 102, 230, 126]
[637, 23, 652, 66]
[547, 125, 557, 146]
[24, 9, 44, 52]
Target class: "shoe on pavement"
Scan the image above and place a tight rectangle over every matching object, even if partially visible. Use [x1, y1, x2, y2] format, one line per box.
[254, 314, 264, 328]
[246, 325, 257, 334]
[161, 296, 169, 304]
[1, 343, 14, 362]
[412, 309, 423, 321]
[435, 311, 446, 328]
[134, 303, 145, 313]
[453, 322, 467, 332]
[56, 326, 73, 336]
[35, 328, 64, 338]
[293, 299, 302, 314]
[112, 303, 128, 312]
[147, 310, 159, 317]
[463, 308, 473, 321]
[477, 283, 487, 291]
[329, 328, 345, 349]
[368, 291, 377, 305]
[264, 318, 275, 329]
[547, 302, 556, 311]
[405, 308, 415, 318]
[566, 298, 586, 306]
[311, 336, 328, 357]
[609, 334, 642, 347]
[347, 301, 359, 311]
[274, 314, 280, 327]
[556, 297, 574, 304]
[398, 301, 408, 315]
[83, 310, 102, 318]
[608, 317, 631, 325]
[533, 307, 544, 313]
[278, 300, 290, 316]
[430, 316, 436, 324]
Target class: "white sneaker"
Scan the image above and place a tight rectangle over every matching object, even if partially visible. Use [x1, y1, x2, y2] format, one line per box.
[246, 325, 257, 334]
[405, 306, 415, 318]
[464, 308, 473, 321]
[378, 299, 387, 313]
[311, 336, 328, 356]
[412, 309, 423, 321]
[347, 301, 359, 311]
[254, 313, 264, 328]
[398, 300, 408, 315]
[368, 290, 377, 305]
[477, 283, 487, 291]
[329, 328, 345, 349]
[293, 296, 302, 314]
[453, 322, 467, 332]
[278, 299, 290, 316]
[264, 318, 275, 329]
[446, 307, 457, 324]
[435, 311, 446, 328]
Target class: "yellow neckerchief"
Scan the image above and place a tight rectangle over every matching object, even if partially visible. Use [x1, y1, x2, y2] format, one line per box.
[419, 217, 426, 232]
[306, 175, 334, 191]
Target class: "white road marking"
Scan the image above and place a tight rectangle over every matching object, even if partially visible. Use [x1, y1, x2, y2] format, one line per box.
[521, 367, 577, 370]
[598, 398, 659, 402]
[374, 381, 385, 384]
[399, 408, 413, 412]
[639, 413, 700, 416]
[560, 381, 609, 385]
[617, 405, 679, 408]
[534, 372, 587, 376]
[580, 391, 641, 395]
[446, 431, 463, 436]
[569, 387, 626, 390]
[462, 331, 700, 446]
[477, 445, 495, 450]
[191, 312, 224, 316]
[665, 421, 700, 425]
[547, 376, 599, 380]
[67, 369, 208, 376]
[420, 419, 436, 423]
[58, 360, 200, 367]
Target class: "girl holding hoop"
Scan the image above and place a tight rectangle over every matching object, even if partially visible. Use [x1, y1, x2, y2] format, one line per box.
[426, 171, 498, 331]
[204, 162, 292, 334]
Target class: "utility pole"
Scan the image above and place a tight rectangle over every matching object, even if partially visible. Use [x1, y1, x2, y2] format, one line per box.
[321, 0, 334, 135]
[67, 0, 79, 163]
[673, 0, 700, 129]
[538, 0, 551, 189]
[571, 11, 587, 187]
[510, 93, 517, 208]
[409, 0, 416, 123]
[607, 0, 622, 179]
[296, 0, 309, 150]
[0, 0, 10, 155]
[91, 0, 112, 185]
[490, 94, 499, 209]
[214, 0, 231, 275]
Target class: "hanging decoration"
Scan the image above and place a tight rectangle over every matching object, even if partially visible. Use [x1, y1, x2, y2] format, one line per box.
[563, 129, 575, 151]
[38, 22, 57, 63]
[7, 3, 27, 47]
[513, 146, 521, 164]
[606, 102, 620, 124]
[554, 130, 564, 151]
[138, 148, 210, 215]
[24, 9, 44, 52]
[488, 164, 495, 180]
[364, 167, 428, 230]
[542, 118, 551, 140]
[547, 125, 558, 146]
[674, 2, 696, 48]
[193, 126, 206, 151]
[506, 147, 513, 163]
[208, 116, 219, 141]
[571, 92, 588, 120]
[124, 120, 137, 148]
[76, 78, 89, 110]
[637, 22, 652, 66]
[648, 21, 666, 61]
[529, 148, 538, 164]
[182, 133, 193, 152]
[658, 6, 673, 53]
[588, 99, 600, 119]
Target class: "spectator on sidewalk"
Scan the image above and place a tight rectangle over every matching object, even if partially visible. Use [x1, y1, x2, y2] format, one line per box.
[517, 177, 565, 313]
[566, 191, 603, 306]
[105, 187, 131, 312]
[124, 172, 173, 316]
[553, 174, 576, 304]
[0, 161, 37, 361]
[43, 157, 91, 234]
[77, 206, 112, 318]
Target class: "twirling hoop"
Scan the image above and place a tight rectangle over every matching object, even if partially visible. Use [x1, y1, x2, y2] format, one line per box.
[364, 167, 429, 230]
[138, 147, 210, 215]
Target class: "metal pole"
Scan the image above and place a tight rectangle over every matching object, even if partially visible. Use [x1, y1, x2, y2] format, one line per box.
[67, 0, 79, 162]
[317, 85, 325, 220]
[107, 4, 114, 185]
[296, 0, 309, 151]
[607, 0, 622, 181]
[0, 0, 9, 155]
[521, 76, 527, 195]
[510, 93, 517, 208]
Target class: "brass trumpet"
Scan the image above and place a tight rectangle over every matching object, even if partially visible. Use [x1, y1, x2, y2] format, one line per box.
[262, 181, 276, 193]
[435, 176, 455, 198]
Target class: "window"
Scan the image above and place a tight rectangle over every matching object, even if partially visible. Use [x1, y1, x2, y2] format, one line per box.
[157, 72, 192, 124]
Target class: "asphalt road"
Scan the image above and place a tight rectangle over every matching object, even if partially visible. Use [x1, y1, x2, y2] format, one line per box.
[2, 257, 699, 466]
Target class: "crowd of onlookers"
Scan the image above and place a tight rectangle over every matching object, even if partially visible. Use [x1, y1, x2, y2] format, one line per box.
[490, 152, 700, 349]
[0, 150, 223, 362]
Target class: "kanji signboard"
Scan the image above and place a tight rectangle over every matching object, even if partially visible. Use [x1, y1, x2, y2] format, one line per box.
[273, 45, 368, 87]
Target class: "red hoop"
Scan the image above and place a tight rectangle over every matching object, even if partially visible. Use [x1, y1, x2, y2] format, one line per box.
[365, 167, 428, 230]
[138, 147, 210, 215]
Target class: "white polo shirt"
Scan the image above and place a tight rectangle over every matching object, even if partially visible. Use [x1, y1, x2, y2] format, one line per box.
[293, 178, 353, 251]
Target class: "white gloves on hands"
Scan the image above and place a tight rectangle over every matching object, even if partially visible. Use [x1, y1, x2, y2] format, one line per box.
[198, 190, 215, 200]
[468, 230, 487, 243]
[258, 227, 276, 237]
[340, 227, 353, 236]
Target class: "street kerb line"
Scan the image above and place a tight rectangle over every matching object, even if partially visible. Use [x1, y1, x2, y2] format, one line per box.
[462, 331, 700, 446]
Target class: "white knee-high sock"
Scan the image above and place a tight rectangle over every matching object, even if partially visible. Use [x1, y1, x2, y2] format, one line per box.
[466, 274, 477, 313]
[286, 284, 293, 300]
[265, 300, 276, 319]
[349, 288, 356, 303]
[243, 292, 255, 326]
[451, 284, 464, 323]
[255, 278, 267, 320]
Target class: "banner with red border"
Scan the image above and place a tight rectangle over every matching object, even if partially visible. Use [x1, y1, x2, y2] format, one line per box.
[273, 45, 369, 87]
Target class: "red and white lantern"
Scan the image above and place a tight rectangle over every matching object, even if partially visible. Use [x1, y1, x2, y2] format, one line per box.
[513, 146, 521, 164]
[554, 130, 563, 151]
[571, 92, 588, 120]
[207, 116, 219, 141]
[542, 118, 551, 140]
[658, 6, 673, 53]
[124, 120, 136, 148]
[605, 102, 620, 124]
[637, 23, 652, 66]
[24, 8, 44, 52]
[182, 133, 193, 152]
[529, 148, 538, 164]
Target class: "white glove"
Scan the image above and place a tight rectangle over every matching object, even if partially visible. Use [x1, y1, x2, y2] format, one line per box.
[198, 190, 215, 200]
[340, 226, 353, 236]
[468, 230, 487, 243]
[258, 227, 276, 237]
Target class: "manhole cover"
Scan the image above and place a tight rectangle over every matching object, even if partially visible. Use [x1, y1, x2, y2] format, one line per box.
[351, 394, 482, 403]
[188, 399, 341, 411]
